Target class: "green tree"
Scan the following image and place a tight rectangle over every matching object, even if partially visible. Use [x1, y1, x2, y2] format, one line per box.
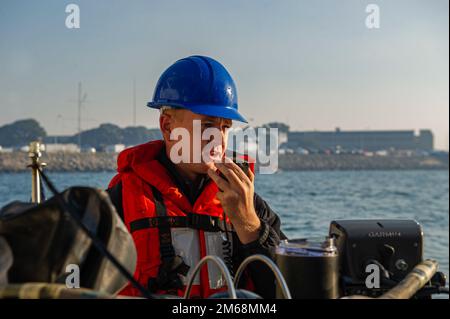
[0, 119, 47, 147]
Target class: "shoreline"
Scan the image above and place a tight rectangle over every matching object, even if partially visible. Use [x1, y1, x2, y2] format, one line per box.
[0, 152, 448, 173]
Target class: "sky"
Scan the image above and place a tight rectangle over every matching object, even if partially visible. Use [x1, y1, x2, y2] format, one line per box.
[0, 0, 448, 150]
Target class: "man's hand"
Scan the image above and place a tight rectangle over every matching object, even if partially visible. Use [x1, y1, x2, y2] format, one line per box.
[207, 158, 261, 244]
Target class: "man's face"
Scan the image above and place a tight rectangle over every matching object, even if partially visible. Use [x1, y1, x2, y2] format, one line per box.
[160, 109, 232, 175]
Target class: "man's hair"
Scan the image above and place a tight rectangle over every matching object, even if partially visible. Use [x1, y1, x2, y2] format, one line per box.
[160, 105, 183, 122]
[160, 105, 173, 115]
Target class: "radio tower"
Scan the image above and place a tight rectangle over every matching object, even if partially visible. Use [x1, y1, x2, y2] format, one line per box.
[133, 78, 136, 126]
[77, 82, 87, 150]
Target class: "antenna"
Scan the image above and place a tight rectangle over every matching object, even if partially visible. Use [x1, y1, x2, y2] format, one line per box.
[133, 78, 136, 126]
[77, 82, 87, 151]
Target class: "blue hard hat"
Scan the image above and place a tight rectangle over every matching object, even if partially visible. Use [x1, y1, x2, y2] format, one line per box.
[147, 56, 247, 123]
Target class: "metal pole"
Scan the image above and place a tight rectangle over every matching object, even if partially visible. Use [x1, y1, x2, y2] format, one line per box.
[77, 82, 82, 150]
[379, 259, 438, 299]
[31, 168, 40, 203]
[342, 259, 439, 299]
[133, 78, 136, 126]
[28, 141, 46, 203]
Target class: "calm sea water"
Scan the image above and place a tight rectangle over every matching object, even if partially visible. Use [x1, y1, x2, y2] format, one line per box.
[0, 170, 448, 286]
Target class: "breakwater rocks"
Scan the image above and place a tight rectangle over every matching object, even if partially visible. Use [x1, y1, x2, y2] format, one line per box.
[278, 153, 448, 171]
[0, 152, 448, 172]
[0, 152, 118, 172]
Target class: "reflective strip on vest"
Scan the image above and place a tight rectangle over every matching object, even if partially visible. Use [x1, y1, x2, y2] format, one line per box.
[171, 228, 232, 289]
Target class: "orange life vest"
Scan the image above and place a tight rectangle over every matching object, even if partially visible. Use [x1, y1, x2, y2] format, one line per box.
[108, 140, 252, 298]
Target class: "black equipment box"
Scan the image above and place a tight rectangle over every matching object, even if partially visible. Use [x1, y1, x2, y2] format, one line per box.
[329, 220, 423, 283]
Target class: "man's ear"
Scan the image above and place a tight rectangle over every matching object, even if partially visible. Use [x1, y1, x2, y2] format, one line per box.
[159, 113, 172, 141]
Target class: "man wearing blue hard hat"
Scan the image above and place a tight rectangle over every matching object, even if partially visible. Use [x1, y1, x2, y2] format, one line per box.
[107, 56, 284, 298]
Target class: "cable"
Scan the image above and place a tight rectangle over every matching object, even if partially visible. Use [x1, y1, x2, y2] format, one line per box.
[234, 254, 292, 299]
[37, 167, 154, 299]
[184, 255, 237, 299]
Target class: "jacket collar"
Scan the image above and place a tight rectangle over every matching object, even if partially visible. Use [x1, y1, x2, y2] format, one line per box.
[116, 140, 220, 214]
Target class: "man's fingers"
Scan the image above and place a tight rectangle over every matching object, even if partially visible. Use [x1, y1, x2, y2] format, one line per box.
[215, 162, 241, 186]
[222, 159, 252, 185]
[247, 168, 254, 182]
[216, 190, 224, 202]
[207, 168, 230, 191]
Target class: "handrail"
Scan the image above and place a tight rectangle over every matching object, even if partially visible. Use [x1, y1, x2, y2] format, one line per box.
[380, 259, 438, 299]
[183, 255, 237, 299]
[342, 259, 439, 299]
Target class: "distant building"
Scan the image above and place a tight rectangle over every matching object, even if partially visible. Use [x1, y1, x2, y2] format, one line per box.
[43, 143, 80, 153]
[81, 147, 97, 153]
[284, 128, 434, 152]
[105, 144, 126, 153]
[262, 122, 288, 146]
[295, 147, 309, 155]
[44, 136, 73, 144]
[415, 130, 433, 151]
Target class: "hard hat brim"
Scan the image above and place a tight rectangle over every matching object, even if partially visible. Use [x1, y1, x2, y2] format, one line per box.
[147, 102, 248, 123]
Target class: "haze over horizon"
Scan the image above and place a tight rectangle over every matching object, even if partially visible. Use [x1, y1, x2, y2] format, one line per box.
[1, 0, 448, 150]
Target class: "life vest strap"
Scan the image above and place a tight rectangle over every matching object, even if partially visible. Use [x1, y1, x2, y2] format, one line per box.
[129, 214, 229, 233]
[132, 185, 233, 295]
[148, 186, 187, 293]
